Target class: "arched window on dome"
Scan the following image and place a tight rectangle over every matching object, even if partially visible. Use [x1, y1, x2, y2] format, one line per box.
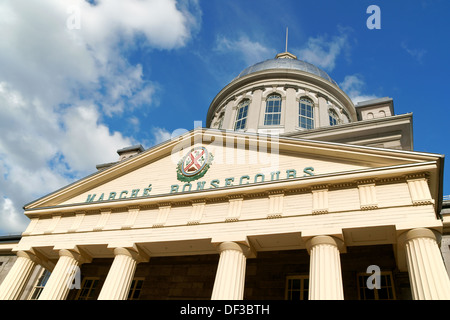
[299, 98, 314, 130]
[329, 109, 340, 126]
[234, 99, 250, 130]
[264, 94, 282, 126]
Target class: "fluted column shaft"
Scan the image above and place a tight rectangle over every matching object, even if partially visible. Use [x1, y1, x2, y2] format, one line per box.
[38, 249, 88, 300]
[0, 251, 38, 300]
[97, 248, 143, 300]
[403, 228, 450, 300]
[307, 236, 344, 300]
[211, 242, 249, 300]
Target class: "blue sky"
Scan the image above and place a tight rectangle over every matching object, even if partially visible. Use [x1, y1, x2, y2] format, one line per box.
[0, 0, 449, 235]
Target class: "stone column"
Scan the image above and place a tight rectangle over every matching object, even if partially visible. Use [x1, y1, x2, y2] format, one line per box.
[248, 89, 262, 131]
[0, 251, 39, 300]
[98, 247, 148, 300]
[284, 87, 297, 132]
[401, 228, 450, 300]
[211, 242, 249, 300]
[307, 235, 344, 300]
[38, 248, 91, 300]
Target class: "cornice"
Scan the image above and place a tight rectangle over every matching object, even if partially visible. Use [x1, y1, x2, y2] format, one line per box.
[282, 112, 413, 139]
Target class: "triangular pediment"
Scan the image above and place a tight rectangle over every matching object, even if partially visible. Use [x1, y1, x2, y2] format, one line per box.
[24, 129, 442, 211]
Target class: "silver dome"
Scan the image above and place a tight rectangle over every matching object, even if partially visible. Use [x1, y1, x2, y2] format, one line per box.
[235, 57, 338, 86]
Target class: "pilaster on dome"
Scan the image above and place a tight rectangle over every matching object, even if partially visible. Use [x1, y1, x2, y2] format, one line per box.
[275, 51, 297, 60]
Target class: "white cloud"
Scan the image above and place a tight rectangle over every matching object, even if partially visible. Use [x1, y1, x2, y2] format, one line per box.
[293, 28, 379, 105]
[215, 35, 277, 65]
[80, 0, 196, 50]
[0, 0, 201, 234]
[151, 127, 173, 146]
[340, 75, 379, 104]
[0, 0, 201, 113]
[295, 28, 351, 71]
[60, 104, 133, 172]
[401, 41, 426, 63]
[0, 82, 132, 234]
[0, 198, 26, 235]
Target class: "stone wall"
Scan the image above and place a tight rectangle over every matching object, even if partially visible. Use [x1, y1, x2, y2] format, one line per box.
[0, 255, 17, 284]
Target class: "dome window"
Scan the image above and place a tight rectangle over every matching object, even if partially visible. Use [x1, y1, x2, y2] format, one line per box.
[299, 98, 314, 129]
[264, 94, 282, 126]
[234, 99, 250, 130]
[218, 114, 224, 129]
[329, 109, 340, 126]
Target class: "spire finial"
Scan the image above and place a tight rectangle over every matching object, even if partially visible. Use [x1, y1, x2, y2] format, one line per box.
[285, 27, 289, 52]
[275, 27, 297, 60]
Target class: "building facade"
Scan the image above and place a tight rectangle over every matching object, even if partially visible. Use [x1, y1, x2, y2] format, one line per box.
[0, 52, 449, 300]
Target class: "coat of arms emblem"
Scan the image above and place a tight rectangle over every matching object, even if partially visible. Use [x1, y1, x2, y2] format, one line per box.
[176, 146, 213, 182]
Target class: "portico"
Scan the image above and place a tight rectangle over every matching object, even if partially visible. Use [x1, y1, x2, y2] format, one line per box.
[2, 227, 449, 300]
[0, 129, 448, 300]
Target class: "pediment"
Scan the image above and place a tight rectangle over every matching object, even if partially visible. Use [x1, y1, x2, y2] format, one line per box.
[24, 129, 442, 211]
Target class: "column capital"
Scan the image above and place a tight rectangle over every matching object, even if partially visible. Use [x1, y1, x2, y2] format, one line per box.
[305, 235, 346, 254]
[16, 248, 56, 272]
[112, 247, 150, 264]
[217, 241, 249, 255]
[59, 247, 92, 265]
[211, 238, 255, 258]
[398, 228, 441, 245]
[16, 250, 39, 263]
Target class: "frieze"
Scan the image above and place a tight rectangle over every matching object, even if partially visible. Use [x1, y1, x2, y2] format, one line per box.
[84, 167, 315, 204]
